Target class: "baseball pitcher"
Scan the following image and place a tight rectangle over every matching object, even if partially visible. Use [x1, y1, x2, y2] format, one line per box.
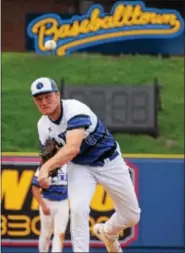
[30, 77, 141, 253]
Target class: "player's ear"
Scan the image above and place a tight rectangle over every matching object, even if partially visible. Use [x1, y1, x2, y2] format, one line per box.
[56, 91, 61, 98]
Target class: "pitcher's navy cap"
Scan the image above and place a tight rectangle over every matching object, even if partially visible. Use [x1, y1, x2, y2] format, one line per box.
[31, 77, 58, 96]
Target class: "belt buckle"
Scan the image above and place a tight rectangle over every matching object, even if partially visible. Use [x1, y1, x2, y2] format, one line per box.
[104, 158, 110, 164]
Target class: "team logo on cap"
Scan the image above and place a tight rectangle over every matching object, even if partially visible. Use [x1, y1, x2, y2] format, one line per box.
[36, 82, 44, 89]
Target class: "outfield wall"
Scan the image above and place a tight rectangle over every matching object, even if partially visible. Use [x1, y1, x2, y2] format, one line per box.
[1, 153, 184, 253]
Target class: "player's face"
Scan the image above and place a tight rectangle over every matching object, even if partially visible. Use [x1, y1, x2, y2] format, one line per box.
[33, 92, 60, 115]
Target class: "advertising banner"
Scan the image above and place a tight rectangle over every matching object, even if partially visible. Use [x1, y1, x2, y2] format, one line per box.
[26, 1, 184, 56]
[1, 156, 138, 247]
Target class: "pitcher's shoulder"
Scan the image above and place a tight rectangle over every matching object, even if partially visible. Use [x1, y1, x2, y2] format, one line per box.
[62, 99, 91, 119]
[37, 115, 49, 129]
[62, 98, 86, 107]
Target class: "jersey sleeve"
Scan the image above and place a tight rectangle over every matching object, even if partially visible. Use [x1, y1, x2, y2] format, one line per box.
[66, 100, 92, 131]
[31, 168, 40, 188]
[67, 114, 92, 130]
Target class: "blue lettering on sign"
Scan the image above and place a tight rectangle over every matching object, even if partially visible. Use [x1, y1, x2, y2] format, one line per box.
[27, 1, 184, 56]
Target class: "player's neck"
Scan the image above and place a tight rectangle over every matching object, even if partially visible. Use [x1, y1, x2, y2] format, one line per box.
[48, 103, 62, 122]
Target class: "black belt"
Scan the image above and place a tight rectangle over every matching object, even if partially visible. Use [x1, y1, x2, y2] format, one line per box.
[90, 145, 119, 166]
[97, 145, 117, 161]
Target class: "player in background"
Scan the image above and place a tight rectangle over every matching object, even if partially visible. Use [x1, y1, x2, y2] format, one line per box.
[31, 77, 141, 253]
[32, 165, 69, 253]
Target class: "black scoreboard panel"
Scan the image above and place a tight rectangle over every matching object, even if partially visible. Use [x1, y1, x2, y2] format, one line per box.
[62, 85, 158, 137]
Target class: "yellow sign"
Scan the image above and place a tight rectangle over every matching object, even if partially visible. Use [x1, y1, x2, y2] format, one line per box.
[1, 162, 137, 245]
[1, 170, 114, 212]
[27, 1, 184, 56]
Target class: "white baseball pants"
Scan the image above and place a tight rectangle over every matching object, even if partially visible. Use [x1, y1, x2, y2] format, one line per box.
[39, 198, 69, 252]
[67, 148, 141, 252]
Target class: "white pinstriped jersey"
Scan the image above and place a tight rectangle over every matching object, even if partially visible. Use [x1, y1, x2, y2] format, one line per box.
[38, 99, 117, 166]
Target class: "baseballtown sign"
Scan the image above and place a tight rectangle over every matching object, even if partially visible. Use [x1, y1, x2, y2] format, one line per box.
[27, 1, 184, 56]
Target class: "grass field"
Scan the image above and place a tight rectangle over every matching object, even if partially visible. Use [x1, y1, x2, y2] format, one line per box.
[2, 52, 184, 153]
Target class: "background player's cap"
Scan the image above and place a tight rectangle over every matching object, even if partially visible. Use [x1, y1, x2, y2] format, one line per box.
[31, 77, 59, 96]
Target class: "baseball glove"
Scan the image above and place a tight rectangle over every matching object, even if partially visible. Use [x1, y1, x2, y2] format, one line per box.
[40, 138, 60, 177]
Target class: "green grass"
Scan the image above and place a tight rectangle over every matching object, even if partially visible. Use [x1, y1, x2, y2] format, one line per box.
[2, 52, 184, 154]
